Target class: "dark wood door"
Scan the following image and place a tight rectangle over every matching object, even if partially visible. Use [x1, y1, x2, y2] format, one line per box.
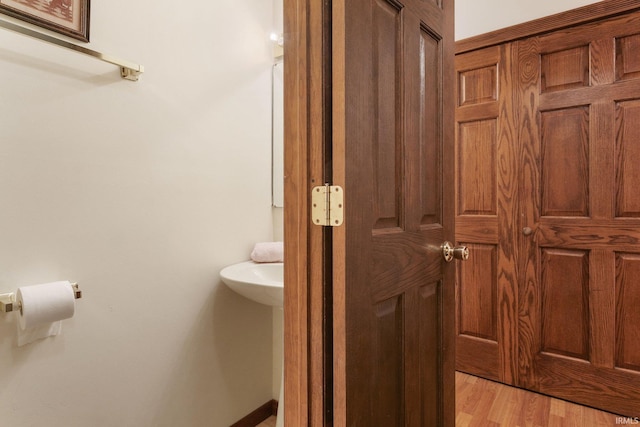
[332, 0, 456, 425]
[517, 17, 640, 416]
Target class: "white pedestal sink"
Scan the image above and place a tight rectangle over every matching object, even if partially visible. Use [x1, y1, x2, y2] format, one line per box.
[220, 261, 283, 307]
[220, 261, 284, 427]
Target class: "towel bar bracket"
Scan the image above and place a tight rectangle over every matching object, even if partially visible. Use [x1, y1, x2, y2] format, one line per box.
[0, 19, 144, 81]
[121, 66, 144, 81]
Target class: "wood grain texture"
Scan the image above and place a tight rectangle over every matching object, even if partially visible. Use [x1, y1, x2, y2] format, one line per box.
[334, 0, 455, 425]
[540, 107, 590, 217]
[456, 372, 626, 426]
[256, 417, 277, 427]
[458, 119, 497, 215]
[456, 0, 640, 54]
[536, 356, 640, 417]
[458, 243, 497, 340]
[615, 100, 640, 217]
[455, 42, 520, 386]
[283, 0, 310, 424]
[516, 9, 640, 415]
[615, 253, 640, 372]
[258, 373, 627, 426]
[540, 45, 590, 92]
[459, 65, 498, 106]
[540, 249, 590, 360]
[494, 43, 520, 386]
[459, 7, 640, 416]
[283, 0, 329, 425]
[616, 33, 640, 81]
[515, 35, 543, 392]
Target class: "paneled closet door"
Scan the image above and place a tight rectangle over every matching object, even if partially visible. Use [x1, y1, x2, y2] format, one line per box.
[454, 45, 519, 385]
[517, 14, 640, 416]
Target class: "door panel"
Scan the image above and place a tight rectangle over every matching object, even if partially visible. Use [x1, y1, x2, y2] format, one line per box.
[540, 107, 589, 217]
[521, 18, 640, 415]
[454, 45, 518, 384]
[616, 99, 640, 217]
[540, 249, 590, 360]
[333, 0, 455, 425]
[458, 120, 497, 215]
[615, 253, 640, 372]
[455, 9, 640, 416]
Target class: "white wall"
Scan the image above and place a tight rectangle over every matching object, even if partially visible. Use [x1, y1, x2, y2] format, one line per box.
[456, 0, 603, 40]
[0, 1, 277, 426]
[271, 0, 285, 403]
[0, 0, 614, 425]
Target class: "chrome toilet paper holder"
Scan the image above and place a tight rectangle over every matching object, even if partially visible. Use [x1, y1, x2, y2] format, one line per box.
[0, 283, 81, 314]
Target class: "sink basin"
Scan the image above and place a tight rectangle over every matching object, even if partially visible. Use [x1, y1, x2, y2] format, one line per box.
[220, 261, 284, 307]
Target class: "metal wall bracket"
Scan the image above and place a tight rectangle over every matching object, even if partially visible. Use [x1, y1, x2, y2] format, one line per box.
[0, 293, 17, 314]
[0, 19, 144, 81]
[312, 184, 344, 227]
[120, 66, 144, 81]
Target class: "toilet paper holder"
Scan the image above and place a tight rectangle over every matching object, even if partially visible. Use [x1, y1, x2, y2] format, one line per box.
[0, 283, 81, 314]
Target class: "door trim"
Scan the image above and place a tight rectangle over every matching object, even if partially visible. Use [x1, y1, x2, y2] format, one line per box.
[456, 0, 640, 54]
[283, 0, 328, 425]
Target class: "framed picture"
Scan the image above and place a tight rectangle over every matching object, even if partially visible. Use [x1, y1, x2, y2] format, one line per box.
[0, 0, 89, 42]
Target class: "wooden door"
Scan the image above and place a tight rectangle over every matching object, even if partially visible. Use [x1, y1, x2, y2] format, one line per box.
[332, 0, 456, 425]
[454, 45, 519, 385]
[455, 8, 640, 416]
[517, 15, 640, 416]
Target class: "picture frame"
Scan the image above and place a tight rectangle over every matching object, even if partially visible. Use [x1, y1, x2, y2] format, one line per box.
[0, 0, 90, 42]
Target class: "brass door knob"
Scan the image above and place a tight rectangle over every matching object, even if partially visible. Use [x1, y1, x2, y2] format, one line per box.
[522, 227, 533, 236]
[442, 241, 470, 262]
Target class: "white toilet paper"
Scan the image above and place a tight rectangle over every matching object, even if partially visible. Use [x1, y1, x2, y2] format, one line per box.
[16, 281, 76, 346]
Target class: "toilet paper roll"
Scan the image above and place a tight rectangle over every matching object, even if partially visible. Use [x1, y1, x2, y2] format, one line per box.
[16, 281, 76, 330]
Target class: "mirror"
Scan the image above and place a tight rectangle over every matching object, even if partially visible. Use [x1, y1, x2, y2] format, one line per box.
[272, 60, 284, 207]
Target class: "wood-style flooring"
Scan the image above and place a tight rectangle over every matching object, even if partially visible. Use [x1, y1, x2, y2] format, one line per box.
[255, 416, 276, 427]
[256, 371, 626, 426]
[456, 371, 623, 426]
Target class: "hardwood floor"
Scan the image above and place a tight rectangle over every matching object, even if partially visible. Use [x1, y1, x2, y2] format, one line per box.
[456, 372, 625, 426]
[255, 416, 276, 427]
[256, 372, 626, 426]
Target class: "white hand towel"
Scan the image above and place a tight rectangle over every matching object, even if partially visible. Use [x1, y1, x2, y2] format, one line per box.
[251, 242, 284, 263]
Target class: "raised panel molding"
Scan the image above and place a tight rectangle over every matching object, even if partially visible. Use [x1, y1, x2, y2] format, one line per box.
[374, 295, 404, 423]
[458, 65, 498, 106]
[419, 282, 441, 422]
[540, 107, 590, 217]
[458, 119, 497, 215]
[372, 0, 402, 230]
[615, 100, 640, 217]
[616, 33, 640, 81]
[541, 46, 590, 92]
[424, 0, 442, 8]
[456, 3, 640, 416]
[615, 253, 640, 372]
[540, 249, 590, 361]
[457, 244, 497, 341]
[420, 26, 442, 226]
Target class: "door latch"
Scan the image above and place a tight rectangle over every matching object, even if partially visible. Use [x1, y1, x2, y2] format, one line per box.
[442, 241, 469, 262]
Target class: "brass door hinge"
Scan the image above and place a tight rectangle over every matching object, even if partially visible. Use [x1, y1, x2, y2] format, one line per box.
[312, 184, 344, 227]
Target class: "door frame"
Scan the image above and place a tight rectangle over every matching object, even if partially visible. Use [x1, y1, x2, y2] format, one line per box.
[285, 0, 640, 425]
[283, 0, 328, 425]
[283, 0, 457, 425]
